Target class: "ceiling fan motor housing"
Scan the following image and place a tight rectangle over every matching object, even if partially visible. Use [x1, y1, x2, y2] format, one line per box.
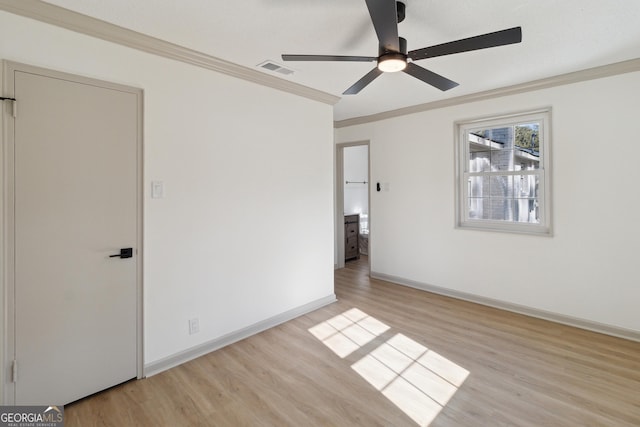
[378, 37, 407, 71]
[380, 36, 407, 56]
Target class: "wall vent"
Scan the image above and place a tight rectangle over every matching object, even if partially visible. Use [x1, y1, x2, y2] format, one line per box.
[257, 60, 295, 75]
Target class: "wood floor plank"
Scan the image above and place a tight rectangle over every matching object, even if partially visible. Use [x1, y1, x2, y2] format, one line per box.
[65, 256, 640, 426]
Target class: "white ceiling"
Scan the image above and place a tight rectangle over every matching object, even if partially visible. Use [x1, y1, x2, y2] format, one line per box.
[42, 0, 640, 121]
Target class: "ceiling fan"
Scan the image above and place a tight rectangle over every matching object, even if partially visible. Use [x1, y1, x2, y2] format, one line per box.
[282, 0, 522, 95]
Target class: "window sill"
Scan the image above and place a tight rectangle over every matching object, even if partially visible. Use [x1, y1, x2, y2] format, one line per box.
[456, 220, 552, 237]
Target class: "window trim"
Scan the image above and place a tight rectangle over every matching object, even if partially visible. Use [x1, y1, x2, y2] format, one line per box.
[454, 108, 552, 236]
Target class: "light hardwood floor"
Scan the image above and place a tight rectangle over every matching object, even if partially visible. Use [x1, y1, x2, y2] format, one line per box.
[66, 256, 640, 426]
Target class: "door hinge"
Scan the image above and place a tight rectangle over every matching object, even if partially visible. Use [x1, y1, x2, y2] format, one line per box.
[0, 97, 16, 118]
[12, 360, 17, 383]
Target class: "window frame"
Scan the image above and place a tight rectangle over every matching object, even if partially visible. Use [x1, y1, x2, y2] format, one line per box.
[454, 108, 552, 236]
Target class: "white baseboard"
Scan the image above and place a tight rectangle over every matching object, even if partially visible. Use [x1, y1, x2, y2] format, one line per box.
[370, 271, 640, 343]
[143, 294, 337, 377]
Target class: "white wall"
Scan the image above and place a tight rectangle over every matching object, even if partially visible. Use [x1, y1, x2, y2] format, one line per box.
[343, 145, 369, 217]
[336, 71, 640, 333]
[0, 11, 335, 369]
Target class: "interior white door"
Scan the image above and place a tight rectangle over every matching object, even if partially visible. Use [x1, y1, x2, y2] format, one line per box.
[13, 68, 139, 405]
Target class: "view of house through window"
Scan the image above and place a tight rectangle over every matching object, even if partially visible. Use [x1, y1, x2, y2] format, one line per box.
[456, 109, 551, 235]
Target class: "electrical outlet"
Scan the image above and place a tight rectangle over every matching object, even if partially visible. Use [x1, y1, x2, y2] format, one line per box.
[188, 318, 199, 335]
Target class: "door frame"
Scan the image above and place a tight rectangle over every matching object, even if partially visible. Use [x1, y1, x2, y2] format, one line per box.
[335, 140, 370, 272]
[0, 61, 144, 404]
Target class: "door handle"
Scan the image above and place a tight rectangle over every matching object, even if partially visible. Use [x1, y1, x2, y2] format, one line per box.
[109, 248, 133, 259]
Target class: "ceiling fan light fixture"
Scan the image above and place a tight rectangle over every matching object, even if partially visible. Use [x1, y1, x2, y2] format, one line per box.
[377, 53, 407, 72]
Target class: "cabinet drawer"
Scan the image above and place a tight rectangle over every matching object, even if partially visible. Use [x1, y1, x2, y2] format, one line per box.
[345, 214, 359, 224]
[345, 236, 358, 258]
[344, 214, 360, 261]
[345, 249, 358, 259]
[345, 250, 358, 260]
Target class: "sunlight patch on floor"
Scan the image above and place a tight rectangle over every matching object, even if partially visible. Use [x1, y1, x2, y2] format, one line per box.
[310, 309, 469, 426]
[308, 308, 390, 358]
[352, 333, 469, 426]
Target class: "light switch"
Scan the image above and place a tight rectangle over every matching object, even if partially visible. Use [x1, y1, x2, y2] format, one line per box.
[151, 181, 164, 199]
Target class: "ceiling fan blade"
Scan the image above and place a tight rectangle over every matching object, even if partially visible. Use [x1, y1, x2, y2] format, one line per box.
[282, 54, 376, 62]
[343, 67, 384, 95]
[365, 0, 400, 52]
[403, 63, 458, 91]
[409, 27, 522, 61]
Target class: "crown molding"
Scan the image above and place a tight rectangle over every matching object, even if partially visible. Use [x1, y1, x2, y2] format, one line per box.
[0, 0, 340, 106]
[334, 57, 640, 128]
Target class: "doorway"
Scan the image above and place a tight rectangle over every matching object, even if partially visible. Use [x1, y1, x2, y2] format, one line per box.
[1, 61, 143, 405]
[336, 141, 370, 271]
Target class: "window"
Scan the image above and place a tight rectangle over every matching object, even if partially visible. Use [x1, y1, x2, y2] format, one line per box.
[455, 109, 551, 235]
